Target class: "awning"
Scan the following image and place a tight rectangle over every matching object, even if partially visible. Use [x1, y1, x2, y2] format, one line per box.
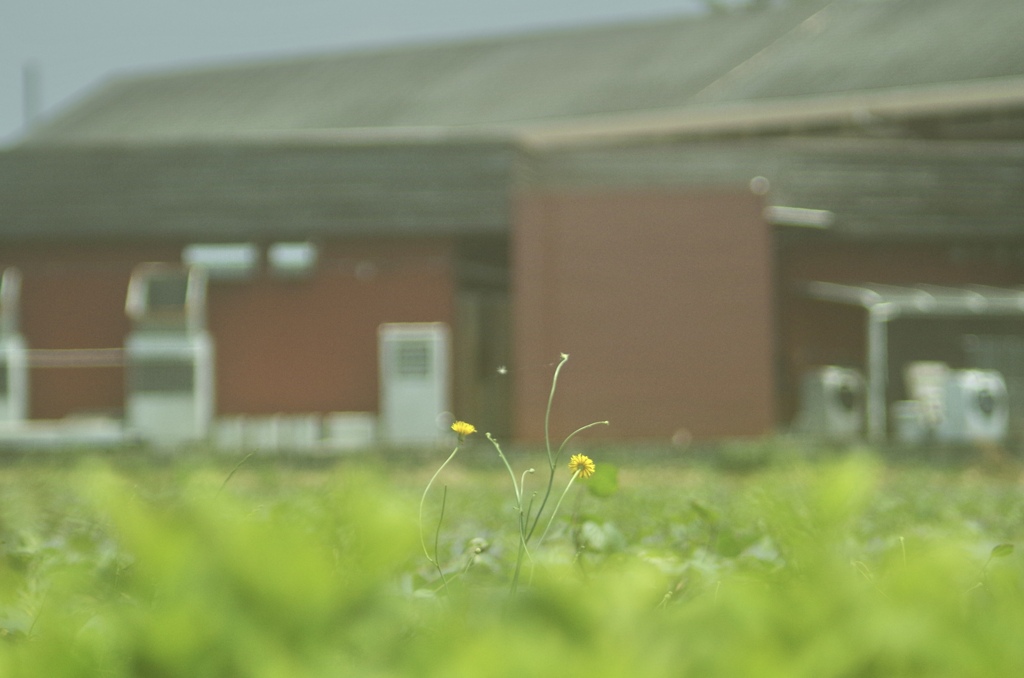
[802, 282, 1024, 442]
[804, 281, 1024, 318]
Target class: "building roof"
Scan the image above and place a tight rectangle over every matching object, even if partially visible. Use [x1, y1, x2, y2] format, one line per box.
[0, 139, 515, 242]
[20, 0, 1024, 145]
[524, 136, 1024, 241]
[3, 0, 1024, 243]
[767, 139, 1024, 241]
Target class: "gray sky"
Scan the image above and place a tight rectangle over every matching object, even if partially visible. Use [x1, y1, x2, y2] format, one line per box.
[2, 0, 706, 145]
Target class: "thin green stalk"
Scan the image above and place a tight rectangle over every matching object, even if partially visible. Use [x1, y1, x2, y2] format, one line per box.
[544, 353, 570, 466]
[554, 421, 610, 462]
[525, 465, 558, 542]
[518, 469, 535, 534]
[487, 433, 523, 507]
[526, 420, 608, 542]
[434, 486, 450, 596]
[26, 589, 48, 639]
[537, 471, 581, 547]
[419, 445, 460, 562]
[510, 473, 539, 593]
[487, 432, 536, 594]
[521, 492, 537, 542]
[510, 525, 534, 594]
[510, 536, 526, 594]
[219, 452, 254, 494]
[520, 468, 535, 497]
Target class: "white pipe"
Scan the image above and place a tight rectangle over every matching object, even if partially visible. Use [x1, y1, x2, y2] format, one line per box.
[866, 304, 893, 443]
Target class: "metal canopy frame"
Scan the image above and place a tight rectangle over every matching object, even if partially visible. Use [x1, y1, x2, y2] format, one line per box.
[802, 281, 1024, 442]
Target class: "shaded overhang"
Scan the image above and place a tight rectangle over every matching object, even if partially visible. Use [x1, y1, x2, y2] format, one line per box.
[804, 282, 1024, 318]
[802, 281, 1024, 442]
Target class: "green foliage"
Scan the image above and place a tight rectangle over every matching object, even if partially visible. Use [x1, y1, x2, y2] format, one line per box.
[422, 354, 608, 593]
[991, 543, 1015, 559]
[586, 463, 619, 498]
[0, 450, 1023, 676]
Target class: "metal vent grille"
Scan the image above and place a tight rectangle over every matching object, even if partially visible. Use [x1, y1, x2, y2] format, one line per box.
[395, 341, 431, 378]
[130, 361, 194, 392]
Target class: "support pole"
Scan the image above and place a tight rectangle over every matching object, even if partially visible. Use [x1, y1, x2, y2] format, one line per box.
[866, 305, 892, 443]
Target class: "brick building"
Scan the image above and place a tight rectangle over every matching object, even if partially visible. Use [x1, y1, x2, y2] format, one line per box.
[2, 0, 1023, 445]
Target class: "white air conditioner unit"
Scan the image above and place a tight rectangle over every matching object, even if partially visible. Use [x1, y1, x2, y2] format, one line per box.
[125, 332, 215, 446]
[0, 335, 29, 424]
[0, 269, 28, 424]
[124, 264, 214, 446]
[936, 370, 1009, 444]
[378, 323, 450, 445]
[794, 366, 864, 441]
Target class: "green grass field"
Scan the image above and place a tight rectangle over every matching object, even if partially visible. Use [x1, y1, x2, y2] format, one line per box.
[1, 442, 1023, 676]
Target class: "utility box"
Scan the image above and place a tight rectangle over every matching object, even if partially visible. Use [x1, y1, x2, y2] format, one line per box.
[903, 361, 950, 432]
[125, 333, 214, 445]
[899, 363, 1009, 445]
[0, 268, 28, 424]
[378, 323, 450, 445]
[124, 264, 214, 446]
[794, 366, 865, 442]
[936, 369, 1009, 444]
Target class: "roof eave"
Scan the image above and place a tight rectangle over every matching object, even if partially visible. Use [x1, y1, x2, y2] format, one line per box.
[517, 76, 1024, 149]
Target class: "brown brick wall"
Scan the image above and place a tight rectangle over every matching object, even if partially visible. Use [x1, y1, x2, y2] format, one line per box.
[511, 189, 775, 443]
[2, 239, 456, 420]
[210, 239, 455, 415]
[3, 244, 178, 419]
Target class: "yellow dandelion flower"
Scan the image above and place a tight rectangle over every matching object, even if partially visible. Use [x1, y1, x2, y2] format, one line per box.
[568, 453, 596, 479]
[451, 421, 477, 439]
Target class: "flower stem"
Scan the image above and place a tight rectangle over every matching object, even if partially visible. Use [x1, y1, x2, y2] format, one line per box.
[434, 486, 450, 596]
[544, 354, 570, 467]
[419, 445, 460, 562]
[537, 471, 580, 547]
[487, 433, 522, 507]
[525, 464, 557, 542]
[527, 420, 608, 542]
[554, 421, 610, 462]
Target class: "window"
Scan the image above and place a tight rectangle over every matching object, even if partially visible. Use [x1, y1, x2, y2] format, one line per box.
[182, 243, 258, 279]
[268, 242, 318, 277]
